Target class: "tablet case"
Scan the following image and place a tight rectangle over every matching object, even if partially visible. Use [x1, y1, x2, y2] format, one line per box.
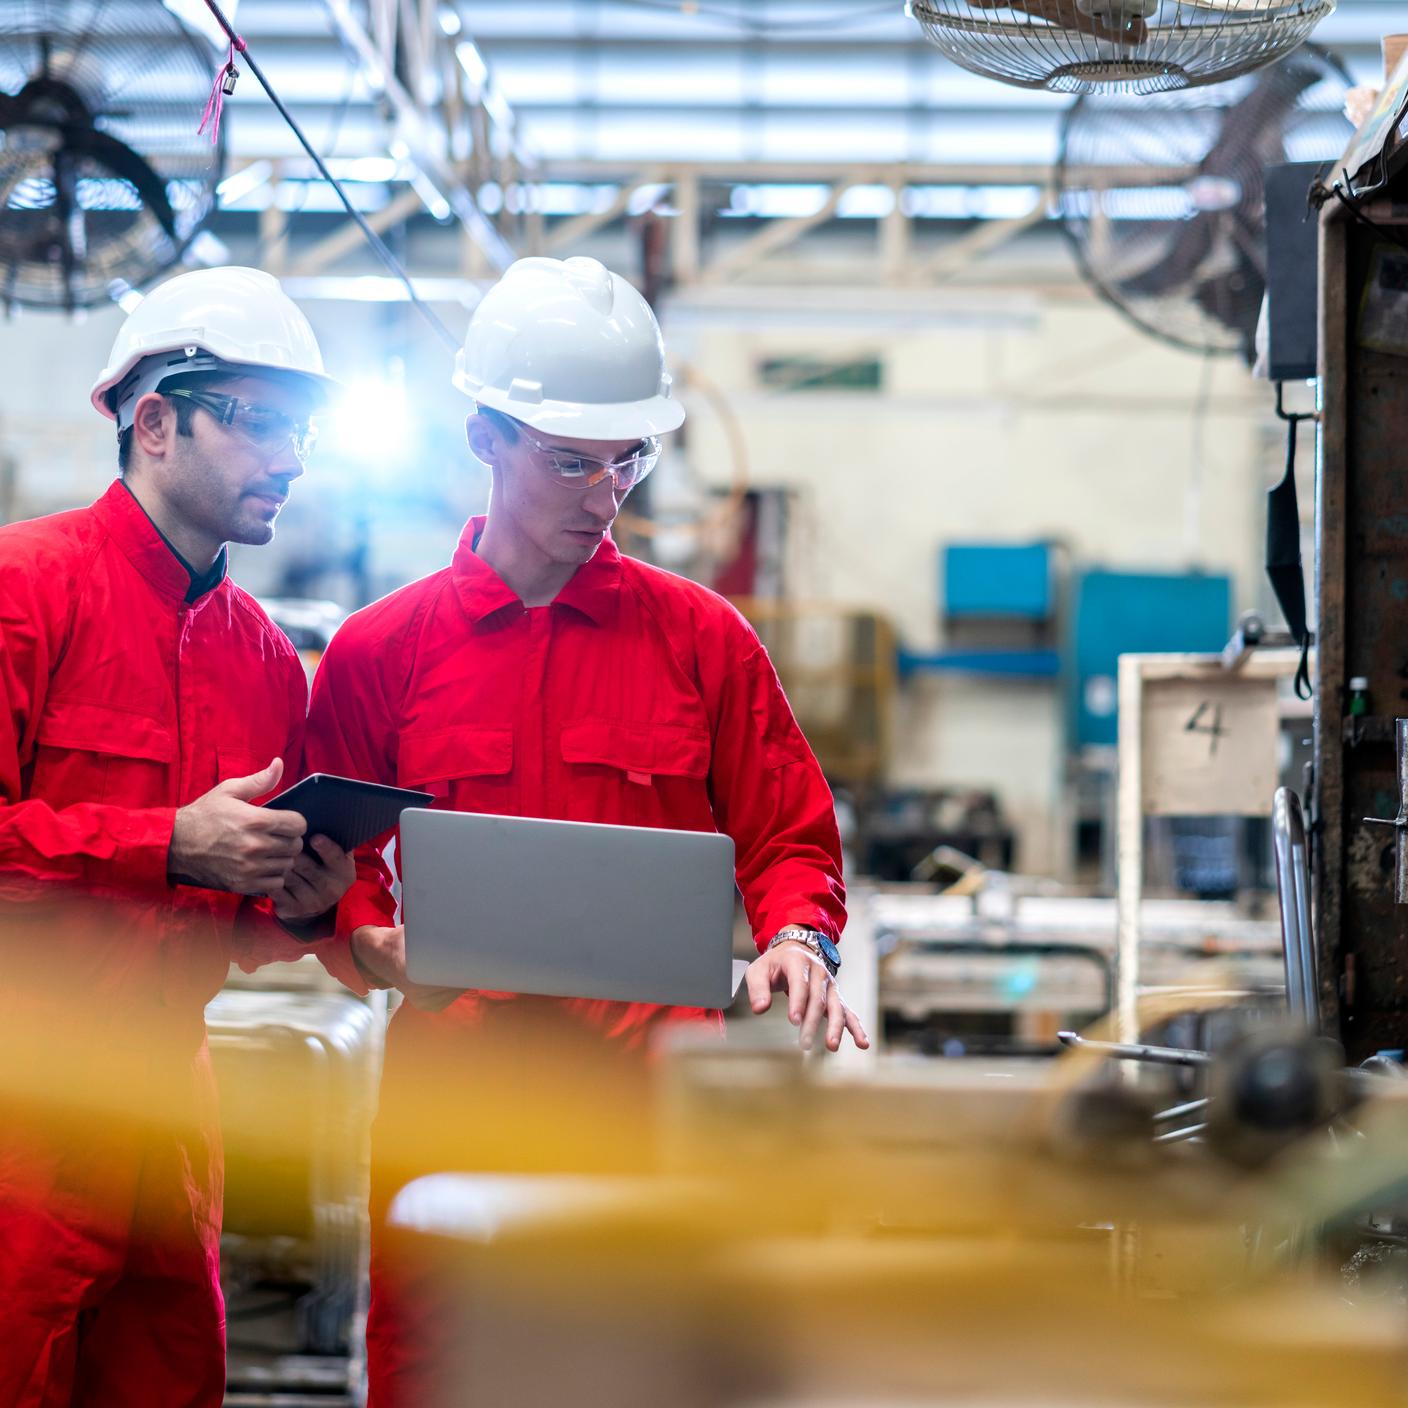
[264, 774, 433, 853]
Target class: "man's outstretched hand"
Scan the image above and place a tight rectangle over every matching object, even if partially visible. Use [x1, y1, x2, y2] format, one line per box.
[744, 942, 870, 1053]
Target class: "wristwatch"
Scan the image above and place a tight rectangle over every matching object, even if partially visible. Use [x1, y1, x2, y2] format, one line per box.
[766, 925, 840, 978]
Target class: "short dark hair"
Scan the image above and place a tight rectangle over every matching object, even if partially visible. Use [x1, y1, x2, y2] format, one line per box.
[116, 370, 236, 474]
[477, 406, 520, 444]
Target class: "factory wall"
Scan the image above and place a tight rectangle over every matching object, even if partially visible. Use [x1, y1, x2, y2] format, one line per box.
[664, 285, 1286, 875]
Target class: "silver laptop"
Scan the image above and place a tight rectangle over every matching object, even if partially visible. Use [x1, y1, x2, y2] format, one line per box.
[400, 809, 739, 1008]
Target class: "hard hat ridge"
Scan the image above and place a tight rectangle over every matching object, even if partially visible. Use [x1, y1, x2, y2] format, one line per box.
[453, 256, 685, 441]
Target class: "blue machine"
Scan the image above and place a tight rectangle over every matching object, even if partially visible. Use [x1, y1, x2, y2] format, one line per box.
[943, 542, 1053, 621]
[1070, 569, 1231, 748]
[898, 542, 1061, 679]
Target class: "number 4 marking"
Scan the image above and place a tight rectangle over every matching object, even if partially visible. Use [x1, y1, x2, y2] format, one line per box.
[1184, 700, 1226, 755]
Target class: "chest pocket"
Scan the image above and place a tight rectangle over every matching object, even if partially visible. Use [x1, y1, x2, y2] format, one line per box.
[33, 700, 175, 806]
[561, 720, 710, 784]
[397, 725, 513, 805]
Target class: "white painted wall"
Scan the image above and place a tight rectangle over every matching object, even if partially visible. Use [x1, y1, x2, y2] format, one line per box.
[661, 284, 1286, 875]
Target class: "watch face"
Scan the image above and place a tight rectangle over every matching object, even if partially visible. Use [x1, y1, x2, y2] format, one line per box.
[817, 935, 840, 965]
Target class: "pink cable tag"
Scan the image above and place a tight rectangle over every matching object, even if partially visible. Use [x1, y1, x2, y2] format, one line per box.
[198, 36, 246, 146]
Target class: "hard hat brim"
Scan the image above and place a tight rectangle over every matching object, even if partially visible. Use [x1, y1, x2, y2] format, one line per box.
[462, 380, 686, 441]
[91, 355, 341, 422]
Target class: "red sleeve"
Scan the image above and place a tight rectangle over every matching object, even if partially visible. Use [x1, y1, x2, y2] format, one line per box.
[0, 546, 174, 899]
[302, 620, 400, 994]
[703, 615, 846, 952]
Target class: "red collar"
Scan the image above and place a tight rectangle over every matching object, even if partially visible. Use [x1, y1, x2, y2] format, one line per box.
[450, 515, 622, 627]
[92, 480, 229, 606]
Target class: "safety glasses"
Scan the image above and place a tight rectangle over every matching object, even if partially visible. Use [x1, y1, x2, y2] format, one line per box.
[163, 388, 319, 466]
[515, 422, 661, 493]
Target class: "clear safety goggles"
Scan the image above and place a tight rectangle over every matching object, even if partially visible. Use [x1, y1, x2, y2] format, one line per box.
[515, 422, 661, 492]
[163, 387, 319, 466]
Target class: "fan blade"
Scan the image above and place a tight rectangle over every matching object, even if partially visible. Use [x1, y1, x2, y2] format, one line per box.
[1118, 217, 1215, 298]
[66, 127, 178, 240]
[0, 94, 19, 129]
[50, 147, 82, 314]
[1200, 65, 1321, 180]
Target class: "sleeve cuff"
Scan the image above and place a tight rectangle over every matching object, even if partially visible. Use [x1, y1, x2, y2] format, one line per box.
[103, 806, 178, 894]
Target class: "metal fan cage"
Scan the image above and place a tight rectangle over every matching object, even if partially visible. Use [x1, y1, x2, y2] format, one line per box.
[1055, 45, 1352, 355]
[0, 2, 223, 309]
[910, 0, 1335, 94]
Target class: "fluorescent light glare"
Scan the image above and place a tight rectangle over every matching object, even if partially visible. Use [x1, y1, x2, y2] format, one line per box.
[216, 160, 273, 205]
[330, 370, 412, 466]
[456, 40, 488, 93]
[162, 0, 237, 48]
[185, 231, 230, 266]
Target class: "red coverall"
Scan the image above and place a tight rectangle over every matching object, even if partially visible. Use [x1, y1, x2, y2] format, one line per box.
[305, 516, 847, 1405]
[0, 481, 313, 1406]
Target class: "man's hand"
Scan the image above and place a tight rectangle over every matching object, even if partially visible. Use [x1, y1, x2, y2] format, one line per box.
[744, 942, 870, 1053]
[267, 835, 356, 922]
[170, 757, 307, 894]
[350, 924, 463, 1012]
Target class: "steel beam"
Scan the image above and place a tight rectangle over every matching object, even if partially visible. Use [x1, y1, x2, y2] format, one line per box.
[919, 197, 1051, 281]
[544, 168, 668, 255]
[288, 188, 428, 276]
[319, 0, 517, 272]
[701, 177, 870, 283]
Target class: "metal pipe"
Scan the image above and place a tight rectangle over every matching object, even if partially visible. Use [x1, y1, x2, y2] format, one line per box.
[1153, 1122, 1208, 1144]
[1397, 718, 1408, 904]
[1056, 1031, 1211, 1067]
[1153, 1096, 1210, 1124]
[1272, 787, 1319, 1026]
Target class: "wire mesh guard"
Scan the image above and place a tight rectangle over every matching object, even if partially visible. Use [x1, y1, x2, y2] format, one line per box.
[0, 1, 224, 310]
[909, 0, 1335, 94]
[1056, 46, 1351, 355]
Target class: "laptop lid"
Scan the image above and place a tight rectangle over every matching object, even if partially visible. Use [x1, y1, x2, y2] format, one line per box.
[400, 809, 739, 1009]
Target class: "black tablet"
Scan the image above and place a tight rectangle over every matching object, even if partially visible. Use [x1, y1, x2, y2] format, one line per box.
[263, 773, 434, 853]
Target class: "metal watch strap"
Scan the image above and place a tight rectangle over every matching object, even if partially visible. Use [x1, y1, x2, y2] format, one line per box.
[766, 925, 839, 977]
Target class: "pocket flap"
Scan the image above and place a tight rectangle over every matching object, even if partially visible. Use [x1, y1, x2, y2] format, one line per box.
[561, 720, 710, 779]
[217, 747, 268, 787]
[36, 700, 174, 763]
[398, 726, 513, 785]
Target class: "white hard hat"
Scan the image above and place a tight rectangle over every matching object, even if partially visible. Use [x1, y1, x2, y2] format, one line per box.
[453, 256, 685, 440]
[91, 265, 339, 426]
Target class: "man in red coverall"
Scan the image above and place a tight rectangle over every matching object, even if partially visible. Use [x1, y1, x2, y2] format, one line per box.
[0, 266, 356, 1406]
[305, 256, 868, 1404]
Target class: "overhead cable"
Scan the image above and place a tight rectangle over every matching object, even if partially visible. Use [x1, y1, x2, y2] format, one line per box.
[198, 0, 462, 354]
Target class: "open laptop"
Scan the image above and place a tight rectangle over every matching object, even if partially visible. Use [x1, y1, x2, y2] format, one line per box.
[399, 809, 740, 1008]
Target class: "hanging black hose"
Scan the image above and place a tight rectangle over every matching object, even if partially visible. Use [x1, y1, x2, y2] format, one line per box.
[1267, 381, 1315, 701]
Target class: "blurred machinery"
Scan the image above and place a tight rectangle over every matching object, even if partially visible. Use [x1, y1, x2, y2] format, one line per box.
[1313, 84, 1408, 1062]
[209, 962, 385, 1402]
[858, 884, 1284, 1058]
[258, 598, 346, 681]
[360, 1017, 1408, 1408]
[862, 789, 1017, 879]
